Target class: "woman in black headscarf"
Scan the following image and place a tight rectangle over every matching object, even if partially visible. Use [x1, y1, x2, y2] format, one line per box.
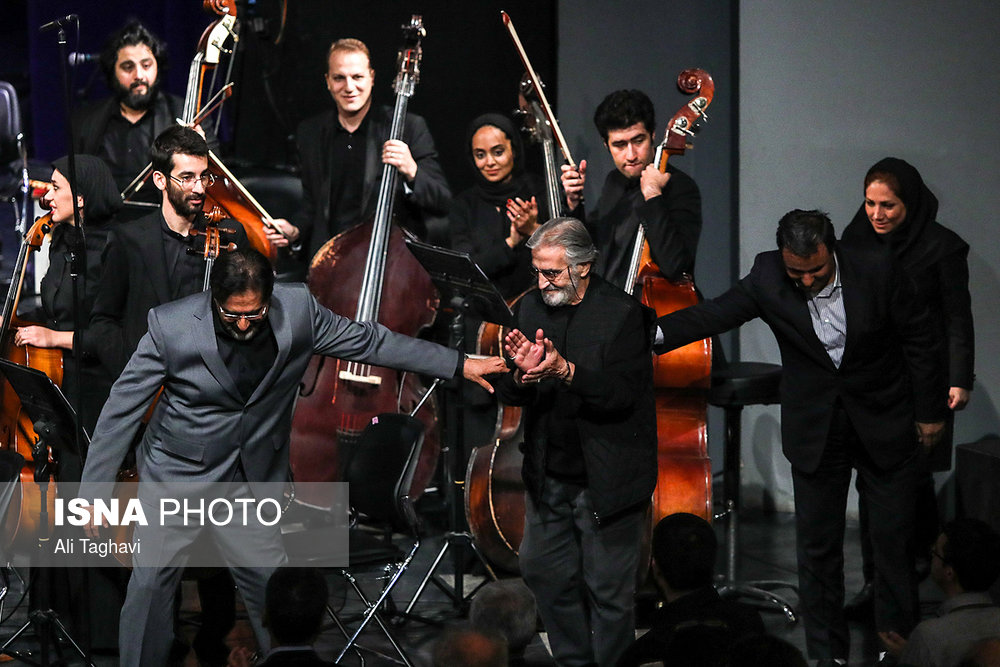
[841, 156, 973, 617]
[15, 154, 121, 439]
[449, 113, 551, 300]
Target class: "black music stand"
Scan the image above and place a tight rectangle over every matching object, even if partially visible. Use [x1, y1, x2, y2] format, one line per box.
[401, 239, 512, 618]
[0, 360, 94, 666]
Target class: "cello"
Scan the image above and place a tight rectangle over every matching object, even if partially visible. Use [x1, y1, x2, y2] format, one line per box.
[0, 211, 63, 553]
[625, 69, 715, 526]
[288, 16, 441, 509]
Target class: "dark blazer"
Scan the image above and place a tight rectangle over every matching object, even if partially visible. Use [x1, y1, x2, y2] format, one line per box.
[295, 105, 451, 259]
[72, 93, 219, 157]
[82, 209, 249, 378]
[20, 222, 115, 437]
[80, 283, 460, 493]
[656, 244, 947, 473]
[493, 275, 657, 520]
[577, 165, 701, 290]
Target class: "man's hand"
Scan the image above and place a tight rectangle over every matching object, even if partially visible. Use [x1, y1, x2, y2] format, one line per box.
[521, 337, 573, 385]
[504, 328, 545, 378]
[916, 421, 946, 451]
[948, 386, 970, 411]
[560, 160, 587, 211]
[463, 355, 508, 394]
[382, 140, 418, 182]
[639, 163, 672, 201]
[878, 630, 907, 658]
[81, 503, 109, 540]
[264, 218, 300, 248]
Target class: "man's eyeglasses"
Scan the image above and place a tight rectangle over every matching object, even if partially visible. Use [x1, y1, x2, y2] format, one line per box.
[529, 265, 568, 281]
[169, 172, 217, 189]
[214, 300, 269, 323]
[929, 548, 947, 564]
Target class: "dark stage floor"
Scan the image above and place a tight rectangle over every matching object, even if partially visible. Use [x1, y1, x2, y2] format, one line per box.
[0, 498, 947, 667]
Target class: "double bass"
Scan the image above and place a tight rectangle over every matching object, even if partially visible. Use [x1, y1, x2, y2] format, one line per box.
[626, 69, 715, 526]
[289, 16, 441, 509]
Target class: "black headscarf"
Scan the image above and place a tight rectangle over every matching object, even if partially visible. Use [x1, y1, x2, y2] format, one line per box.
[464, 113, 529, 206]
[51, 154, 123, 226]
[842, 156, 965, 272]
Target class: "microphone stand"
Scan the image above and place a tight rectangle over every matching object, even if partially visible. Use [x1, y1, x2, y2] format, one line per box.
[4, 15, 95, 665]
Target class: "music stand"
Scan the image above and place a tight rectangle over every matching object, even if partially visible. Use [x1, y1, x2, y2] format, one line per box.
[0, 359, 94, 666]
[402, 239, 512, 618]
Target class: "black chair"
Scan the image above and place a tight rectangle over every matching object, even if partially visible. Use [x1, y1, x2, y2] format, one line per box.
[328, 412, 426, 666]
[710, 361, 797, 622]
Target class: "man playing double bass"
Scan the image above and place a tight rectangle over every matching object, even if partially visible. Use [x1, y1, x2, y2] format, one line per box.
[496, 218, 656, 667]
[560, 89, 701, 291]
[265, 38, 451, 260]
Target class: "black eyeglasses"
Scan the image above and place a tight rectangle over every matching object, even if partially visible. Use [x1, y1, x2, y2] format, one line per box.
[169, 172, 217, 188]
[214, 300, 269, 323]
[529, 265, 568, 281]
[929, 547, 947, 563]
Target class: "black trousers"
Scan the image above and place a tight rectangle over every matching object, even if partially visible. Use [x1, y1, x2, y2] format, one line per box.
[791, 402, 919, 660]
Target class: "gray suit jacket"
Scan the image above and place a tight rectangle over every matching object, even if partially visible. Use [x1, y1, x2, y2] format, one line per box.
[80, 283, 459, 494]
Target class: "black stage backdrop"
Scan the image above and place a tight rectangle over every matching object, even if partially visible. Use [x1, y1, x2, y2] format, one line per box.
[23, 1, 557, 196]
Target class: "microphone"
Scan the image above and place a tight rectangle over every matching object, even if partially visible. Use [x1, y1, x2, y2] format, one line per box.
[68, 52, 99, 66]
[39, 14, 78, 33]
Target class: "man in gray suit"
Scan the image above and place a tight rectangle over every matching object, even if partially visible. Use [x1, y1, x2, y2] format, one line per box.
[80, 249, 506, 667]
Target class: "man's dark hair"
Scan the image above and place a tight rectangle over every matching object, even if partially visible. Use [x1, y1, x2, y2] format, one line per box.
[469, 580, 536, 657]
[432, 627, 507, 667]
[652, 512, 717, 591]
[264, 567, 328, 646]
[99, 20, 167, 90]
[593, 89, 656, 141]
[940, 518, 1000, 592]
[150, 125, 209, 178]
[775, 209, 836, 257]
[210, 248, 275, 303]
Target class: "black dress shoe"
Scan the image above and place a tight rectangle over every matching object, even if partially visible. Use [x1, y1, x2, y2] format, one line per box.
[815, 659, 848, 667]
[844, 581, 874, 622]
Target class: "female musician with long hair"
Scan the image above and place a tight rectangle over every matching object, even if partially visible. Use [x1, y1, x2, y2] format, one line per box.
[15, 154, 121, 441]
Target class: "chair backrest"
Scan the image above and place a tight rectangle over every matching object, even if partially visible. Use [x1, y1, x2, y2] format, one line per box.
[0, 81, 22, 166]
[344, 413, 425, 534]
[0, 82, 21, 142]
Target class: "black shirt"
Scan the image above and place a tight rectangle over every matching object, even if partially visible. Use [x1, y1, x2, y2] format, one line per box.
[102, 110, 156, 194]
[540, 301, 586, 485]
[212, 310, 278, 402]
[327, 115, 368, 237]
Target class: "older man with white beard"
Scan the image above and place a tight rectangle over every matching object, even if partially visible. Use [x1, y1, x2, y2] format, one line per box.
[494, 217, 657, 666]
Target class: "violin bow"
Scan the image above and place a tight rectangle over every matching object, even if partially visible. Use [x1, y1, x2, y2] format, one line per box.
[501, 11, 577, 169]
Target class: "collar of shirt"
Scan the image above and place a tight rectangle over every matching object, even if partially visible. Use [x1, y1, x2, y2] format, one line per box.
[937, 591, 996, 617]
[811, 252, 841, 301]
[159, 212, 197, 244]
